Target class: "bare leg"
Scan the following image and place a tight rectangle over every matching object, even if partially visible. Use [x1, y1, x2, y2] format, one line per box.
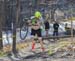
[46, 30, 48, 36]
[31, 37, 35, 51]
[38, 37, 45, 52]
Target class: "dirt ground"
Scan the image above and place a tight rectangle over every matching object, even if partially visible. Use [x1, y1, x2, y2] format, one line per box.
[1, 37, 75, 61]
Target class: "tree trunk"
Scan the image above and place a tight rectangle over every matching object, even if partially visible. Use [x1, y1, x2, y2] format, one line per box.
[12, 0, 20, 54]
[0, 1, 4, 50]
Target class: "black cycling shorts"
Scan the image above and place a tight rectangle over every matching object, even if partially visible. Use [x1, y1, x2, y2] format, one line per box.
[31, 29, 42, 37]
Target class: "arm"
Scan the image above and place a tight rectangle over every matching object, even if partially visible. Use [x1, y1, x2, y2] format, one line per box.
[28, 20, 39, 26]
[27, 20, 32, 26]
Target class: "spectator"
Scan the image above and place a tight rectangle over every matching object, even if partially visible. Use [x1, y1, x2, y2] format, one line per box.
[44, 13, 50, 36]
[53, 21, 59, 37]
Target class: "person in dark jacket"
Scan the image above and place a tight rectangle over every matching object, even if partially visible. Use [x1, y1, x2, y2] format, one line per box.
[44, 13, 50, 36]
[44, 20, 50, 36]
[53, 21, 59, 37]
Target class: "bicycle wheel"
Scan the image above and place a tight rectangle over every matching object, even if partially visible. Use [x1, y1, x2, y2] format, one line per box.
[20, 23, 28, 40]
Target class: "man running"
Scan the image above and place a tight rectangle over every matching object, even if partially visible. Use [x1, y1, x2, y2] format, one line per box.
[30, 11, 45, 52]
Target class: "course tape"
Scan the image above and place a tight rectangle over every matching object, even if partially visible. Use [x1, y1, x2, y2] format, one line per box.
[0, 35, 16, 40]
[0, 35, 74, 40]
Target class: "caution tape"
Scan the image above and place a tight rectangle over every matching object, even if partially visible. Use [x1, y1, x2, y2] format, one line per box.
[0, 35, 17, 40]
[0, 34, 74, 41]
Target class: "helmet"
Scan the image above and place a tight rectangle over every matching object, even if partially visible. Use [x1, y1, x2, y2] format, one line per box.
[34, 11, 42, 19]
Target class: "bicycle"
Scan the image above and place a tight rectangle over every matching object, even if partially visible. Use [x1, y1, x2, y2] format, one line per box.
[19, 18, 29, 40]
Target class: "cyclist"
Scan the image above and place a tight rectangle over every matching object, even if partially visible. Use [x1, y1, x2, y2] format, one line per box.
[30, 11, 45, 52]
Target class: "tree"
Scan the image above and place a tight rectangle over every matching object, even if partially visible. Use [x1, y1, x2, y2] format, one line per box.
[0, 0, 4, 50]
[12, 0, 20, 54]
[66, 0, 75, 7]
[66, 0, 75, 4]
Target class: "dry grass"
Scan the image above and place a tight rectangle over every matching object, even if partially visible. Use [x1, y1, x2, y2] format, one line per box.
[48, 38, 75, 55]
[3, 41, 29, 53]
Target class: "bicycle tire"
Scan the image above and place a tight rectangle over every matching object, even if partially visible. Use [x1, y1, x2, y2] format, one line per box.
[20, 23, 28, 40]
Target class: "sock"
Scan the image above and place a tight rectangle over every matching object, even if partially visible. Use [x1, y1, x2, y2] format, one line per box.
[32, 43, 35, 50]
[41, 47, 45, 52]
